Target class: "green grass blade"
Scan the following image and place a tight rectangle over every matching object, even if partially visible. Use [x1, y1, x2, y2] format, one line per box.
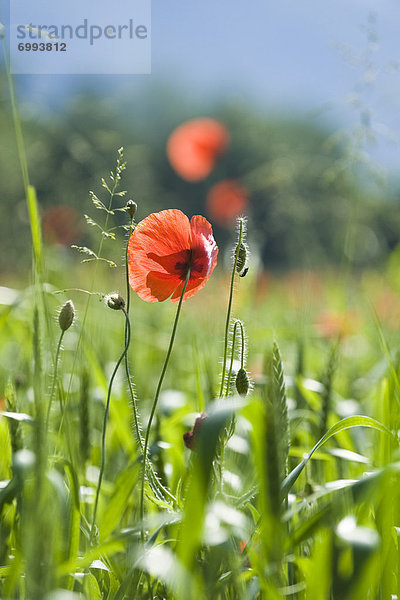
[282, 415, 394, 497]
[27, 185, 42, 274]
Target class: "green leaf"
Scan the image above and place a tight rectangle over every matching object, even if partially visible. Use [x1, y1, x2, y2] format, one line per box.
[57, 540, 124, 576]
[83, 573, 102, 600]
[99, 465, 139, 541]
[281, 416, 394, 497]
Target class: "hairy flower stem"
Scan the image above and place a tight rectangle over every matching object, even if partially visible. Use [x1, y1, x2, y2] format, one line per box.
[227, 320, 246, 391]
[90, 307, 131, 543]
[219, 219, 244, 398]
[219, 320, 245, 492]
[139, 268, 191, 538]
[45, 330, 65, 429]
[124, 218, 143, 449]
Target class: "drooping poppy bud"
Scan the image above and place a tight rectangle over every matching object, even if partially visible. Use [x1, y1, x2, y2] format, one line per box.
[235, 367, 250, 396]
[235, 242, 248, 275]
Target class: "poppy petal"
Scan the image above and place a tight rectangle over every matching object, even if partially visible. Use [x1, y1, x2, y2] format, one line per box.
[143, 271, 183, 303]
[130, 209, 190, 261]
[190, 215, 219, 279]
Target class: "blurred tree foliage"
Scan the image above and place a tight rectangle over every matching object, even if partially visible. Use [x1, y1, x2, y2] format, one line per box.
[1, 73, 399, 276]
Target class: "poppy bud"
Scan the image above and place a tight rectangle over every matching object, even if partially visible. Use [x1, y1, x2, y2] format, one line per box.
[58, 300, 75, 331]
[235, 367, 250, 396]
[126, 200, 137, 219]
[235, 242, 248, 274]
[105, 293, 125, 311]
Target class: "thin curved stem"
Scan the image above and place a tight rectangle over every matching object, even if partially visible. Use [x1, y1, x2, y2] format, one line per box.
[239, 321, 245, 369]
[139, 269, 191, 537]
[45, 330, 65, 429]
[226, 320, 246, 396]
[125, 218, 134, 316]
[221, 320, 246, 490]
[219, 219, 244, 398]
[124, 218, 143, 450]
[90, 307, 131, 542]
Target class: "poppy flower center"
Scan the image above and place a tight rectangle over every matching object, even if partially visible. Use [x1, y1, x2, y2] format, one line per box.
[147, 249, 204, 280]
[175, 249, 205, 280]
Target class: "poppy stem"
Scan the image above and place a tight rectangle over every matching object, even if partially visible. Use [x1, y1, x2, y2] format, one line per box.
[219, 219, 244, 398]
[124, 217, 143, 451]
[45, 330, 65, 430]
[226, 319, 246, 393]
[90, 306, 131, 544]
[139, 268, 191, 537]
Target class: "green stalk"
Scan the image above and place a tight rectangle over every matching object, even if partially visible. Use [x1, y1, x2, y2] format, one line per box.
[45, 330, 65, 429]
[90, 307, 131, 542]
[219, 219, 244, 398]
[139, 269, 191, 535]
[2, 37, 30, 194]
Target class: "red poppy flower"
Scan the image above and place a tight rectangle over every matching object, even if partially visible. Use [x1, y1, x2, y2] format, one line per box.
[128, 209, 218, 302]
[206, 179, 249, 227]
[167, 118, 229, 181]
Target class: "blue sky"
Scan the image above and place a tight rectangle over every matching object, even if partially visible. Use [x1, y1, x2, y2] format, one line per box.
[2, 0, 399, 173]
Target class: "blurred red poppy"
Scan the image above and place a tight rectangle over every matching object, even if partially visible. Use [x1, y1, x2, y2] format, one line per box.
[167, 118, 229, 181]
[206, 179, 249, 227]
[128, 209, 218, 302]
[42, 205, 83, 245]
[183, 412, 208, 450]
[314, 309, 361, 339]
